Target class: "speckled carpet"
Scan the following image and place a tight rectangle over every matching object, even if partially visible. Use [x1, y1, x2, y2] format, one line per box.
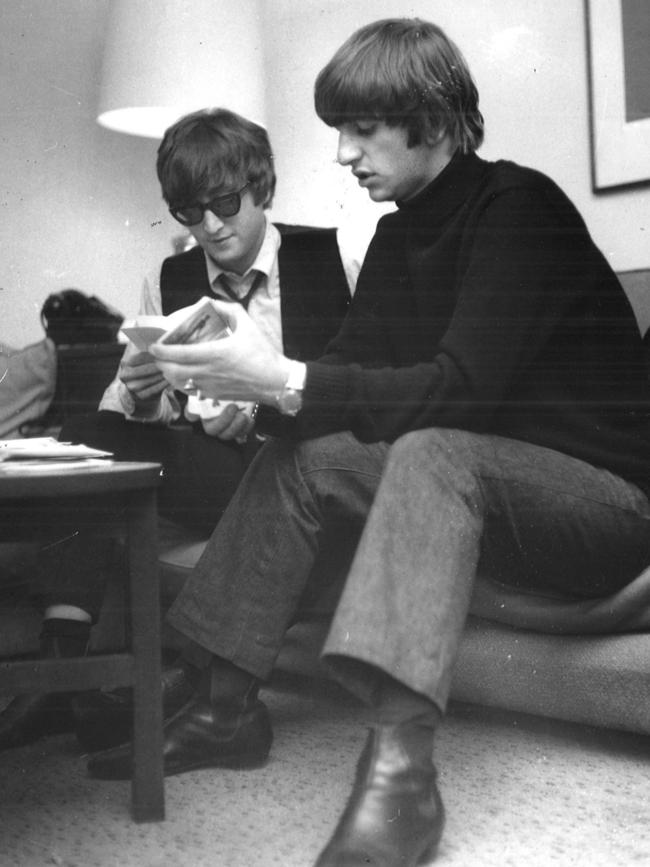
[1, 666, 649, 867]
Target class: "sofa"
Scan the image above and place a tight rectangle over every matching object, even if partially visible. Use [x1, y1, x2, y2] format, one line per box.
[2, 270, 650, 736]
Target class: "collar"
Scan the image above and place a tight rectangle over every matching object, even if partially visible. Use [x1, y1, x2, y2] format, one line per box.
[395, 151, 489, 222]
[204, 217, 280, 298]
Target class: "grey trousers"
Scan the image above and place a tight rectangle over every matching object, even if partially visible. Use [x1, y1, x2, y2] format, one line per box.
[167, 429, 650, 712]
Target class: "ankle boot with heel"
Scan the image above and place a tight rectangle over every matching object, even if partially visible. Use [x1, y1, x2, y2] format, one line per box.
[314, 723, 445, 867]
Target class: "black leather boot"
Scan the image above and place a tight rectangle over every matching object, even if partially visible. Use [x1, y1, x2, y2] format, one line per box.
[314, 724, 445, 867]
[0, 621, 90, 751]
[87, 653, 271, 779]
[72, 658, 195, 752]
[86, 692, 273, 780]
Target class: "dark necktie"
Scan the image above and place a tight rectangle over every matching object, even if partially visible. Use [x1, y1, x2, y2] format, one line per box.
[217, 271, 265, 311]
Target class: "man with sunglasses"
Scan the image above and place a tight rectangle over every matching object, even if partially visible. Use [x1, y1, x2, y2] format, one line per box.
[101, 107, 357, 441]
[0, 107, 360, 753]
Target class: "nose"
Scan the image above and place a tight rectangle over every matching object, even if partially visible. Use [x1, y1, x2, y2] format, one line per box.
[201, 208, 225, 233]
[337, 131, 362, 166]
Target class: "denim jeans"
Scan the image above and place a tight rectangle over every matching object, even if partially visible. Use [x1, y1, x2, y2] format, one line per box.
[167, 432, 386, 674]
[322, 429, 650, 711]
[167, 428, 650, 712]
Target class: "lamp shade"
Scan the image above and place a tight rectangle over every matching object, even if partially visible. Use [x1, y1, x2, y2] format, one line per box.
[97, 0, 266, 138]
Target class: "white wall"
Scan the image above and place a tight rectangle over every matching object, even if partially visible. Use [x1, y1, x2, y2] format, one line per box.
[264, 0, 649, 267]
[1, 0, 649, 347]
[0, 0, 177, 348]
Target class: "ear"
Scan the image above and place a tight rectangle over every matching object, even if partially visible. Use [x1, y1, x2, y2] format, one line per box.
[424, 123, 447, 147]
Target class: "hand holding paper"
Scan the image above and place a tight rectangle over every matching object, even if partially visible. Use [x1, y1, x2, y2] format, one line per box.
[120, 299, 232, 410]
[120, 298, 226, 352]
[158, 300, 231, 345]
[118, 348, 168, 403]
[149, 300, 291, 406]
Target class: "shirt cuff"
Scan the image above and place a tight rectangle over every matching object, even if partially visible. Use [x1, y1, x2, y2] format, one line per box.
[285, 359, 307, 391]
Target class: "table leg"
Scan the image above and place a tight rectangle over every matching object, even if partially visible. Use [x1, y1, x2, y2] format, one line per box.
[127, 487, 165, 821]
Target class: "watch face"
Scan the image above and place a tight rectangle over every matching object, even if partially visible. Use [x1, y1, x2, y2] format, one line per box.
[279, 388, 302, 416]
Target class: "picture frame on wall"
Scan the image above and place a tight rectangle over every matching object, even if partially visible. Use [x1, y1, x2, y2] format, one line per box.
[586, 0, 650, 191]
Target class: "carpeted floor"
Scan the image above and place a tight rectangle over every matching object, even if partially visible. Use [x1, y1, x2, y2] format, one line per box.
[0, 669, 649, 867]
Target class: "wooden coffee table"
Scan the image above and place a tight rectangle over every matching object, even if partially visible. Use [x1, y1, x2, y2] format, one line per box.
[0, 460, 164, 821]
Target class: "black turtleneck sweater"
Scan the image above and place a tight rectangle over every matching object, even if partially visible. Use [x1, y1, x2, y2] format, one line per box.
[295, 152, 650, 494]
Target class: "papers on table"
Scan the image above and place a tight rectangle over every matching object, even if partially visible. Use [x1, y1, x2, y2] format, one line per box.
[0, 437, 113, 472]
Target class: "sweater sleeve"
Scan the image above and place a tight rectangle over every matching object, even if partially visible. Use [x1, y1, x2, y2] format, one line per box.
[292, 183, 592, 443]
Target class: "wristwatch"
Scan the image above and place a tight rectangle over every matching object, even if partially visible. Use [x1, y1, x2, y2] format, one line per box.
[276, 360, 306, 416]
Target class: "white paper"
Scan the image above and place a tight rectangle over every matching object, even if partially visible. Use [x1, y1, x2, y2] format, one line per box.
[0, 437, 113, 461]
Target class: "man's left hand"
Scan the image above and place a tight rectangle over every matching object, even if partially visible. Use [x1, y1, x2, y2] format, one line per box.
[149, 300, 291, 405]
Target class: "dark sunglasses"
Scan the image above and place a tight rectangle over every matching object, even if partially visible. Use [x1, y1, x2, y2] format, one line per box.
[169, 183, 249, 226]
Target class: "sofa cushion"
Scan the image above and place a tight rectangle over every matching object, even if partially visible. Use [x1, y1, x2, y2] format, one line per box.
[452, 618, 650, 734]
[274, 615, 650, 735]
[470, 566, 650, 634]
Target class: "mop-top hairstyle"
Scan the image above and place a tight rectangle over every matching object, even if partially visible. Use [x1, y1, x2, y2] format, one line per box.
[156, 108, 276, 209]
[314, 18, 484, 153]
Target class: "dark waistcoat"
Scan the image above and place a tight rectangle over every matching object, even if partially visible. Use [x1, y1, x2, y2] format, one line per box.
[159, 224, 350, 362]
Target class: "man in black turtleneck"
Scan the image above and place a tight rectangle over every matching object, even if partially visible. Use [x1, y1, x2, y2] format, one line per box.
[88, 19, 650, 867]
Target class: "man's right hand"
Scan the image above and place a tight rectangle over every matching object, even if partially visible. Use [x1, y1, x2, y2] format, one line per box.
[118, 349, 168, 404]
